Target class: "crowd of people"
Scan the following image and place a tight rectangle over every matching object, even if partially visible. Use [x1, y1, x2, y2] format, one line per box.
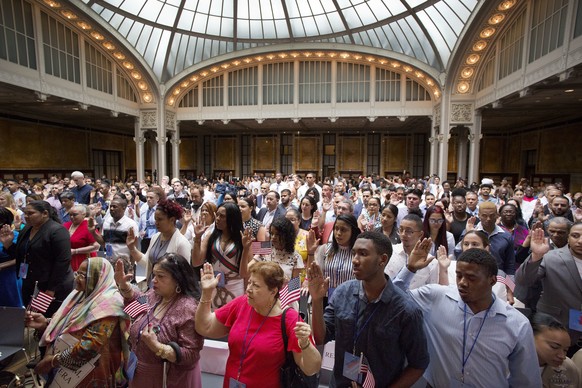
[1, 169, 582, 387]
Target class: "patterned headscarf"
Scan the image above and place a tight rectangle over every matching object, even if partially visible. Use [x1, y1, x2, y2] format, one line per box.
[42, 257, 127, 345]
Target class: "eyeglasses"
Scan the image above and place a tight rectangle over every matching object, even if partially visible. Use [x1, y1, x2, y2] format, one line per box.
[398, 227, 421, 236]
[73, 272, 87, 279]
[428, 219, 445, 224]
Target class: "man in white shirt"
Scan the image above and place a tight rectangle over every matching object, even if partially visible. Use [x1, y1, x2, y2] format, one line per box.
[297, 172, 322, 202]
[269, 172, 288, 194]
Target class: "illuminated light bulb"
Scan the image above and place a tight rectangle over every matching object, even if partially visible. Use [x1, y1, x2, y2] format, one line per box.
[427, 79, 434, 86]
[489, 13, 505, 25]
[131, 71, 141, 80]
[457, 81, 470, 93]
[91, 31, 104, 40]
[166, 97, 174, 105]
[200, 71, 208, 77]
[221, 63, 230, 69]
[232, 61, 240, 66]
[461, 67, 474, 79]
[434, 90, 441, 97]
[181, 81, 189, 88]
[340, 53, 350, 59]
[498, 0, 516, 10]
[303, 52, 312, 57]
[266, 54, 275, 60]
[415, 71, 424, 78]
[113, 52, 125, 60]
[190, 76, 198, 82]
[123, 61, 134, 70]
[210, 67, 219, 72]
[143, 93, 153, 103]
[378, 59, 387, 65]
[255, 56, 264, 61]
[353, 55, 362, 60]
[480, 27, 496, 38]
[315, 52, 324, 57]
[103, 42, 116, 50]
[43, 0, 61, 8]
[473, 41, 487, 51]
[403, 66, 412, 72]
[328, 53, 337, 58]
[137, 81, 148, 91]
[290, 53, 299, 58]
[278, 53, 288, 58]
[243, 58, 252, 63]
[466, 54, 480, 65]
[366, 57, 375, 62]
[173, 88, 180, 96]
[391, 62, 400, 68]
[61, 10, 77, 19]
[77, 21, 91, 30]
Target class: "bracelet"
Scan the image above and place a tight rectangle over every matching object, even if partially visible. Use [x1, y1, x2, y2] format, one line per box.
[51, 353, 60, 368]
[299, 340, 310, 350]
[199, 299, 211, 304]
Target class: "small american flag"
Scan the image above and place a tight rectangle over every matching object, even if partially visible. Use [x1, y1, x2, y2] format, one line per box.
[252, 241, 272, 255]
[30, 291, 54, 313]
[279, 277, 301, 307]
[360, 362, 375, 388]
[496, 275, 515, 292]
[123, 295, 150, 318]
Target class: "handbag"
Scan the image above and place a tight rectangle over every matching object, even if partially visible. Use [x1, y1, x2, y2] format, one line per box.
[279, 308, 319, 388]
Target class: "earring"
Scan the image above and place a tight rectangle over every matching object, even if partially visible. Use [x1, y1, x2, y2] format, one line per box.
[175, 285, 182, 294]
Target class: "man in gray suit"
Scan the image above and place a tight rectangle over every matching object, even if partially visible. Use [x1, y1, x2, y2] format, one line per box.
[516, 222, 582, 356]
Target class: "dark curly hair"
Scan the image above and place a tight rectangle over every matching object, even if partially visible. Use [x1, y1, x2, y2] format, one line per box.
[270, 217, 297, 254]
[157, 199, 184, 220]
[304, 187, 320, 204]
[156, 253, 200, 299]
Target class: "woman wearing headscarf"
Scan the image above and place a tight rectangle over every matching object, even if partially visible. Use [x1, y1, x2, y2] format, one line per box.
[26, 257, 129, 387]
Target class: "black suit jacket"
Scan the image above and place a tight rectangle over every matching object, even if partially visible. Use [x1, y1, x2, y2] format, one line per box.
[11, 220, 73, 307]
[256, 206, 285, 225]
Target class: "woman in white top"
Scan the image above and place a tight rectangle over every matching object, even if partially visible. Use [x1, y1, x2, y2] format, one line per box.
[126, 199, 192, 282]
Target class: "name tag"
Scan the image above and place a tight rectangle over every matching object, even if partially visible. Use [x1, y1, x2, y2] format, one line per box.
[19, 263, 28, 279]
[342, 352, 361, 382]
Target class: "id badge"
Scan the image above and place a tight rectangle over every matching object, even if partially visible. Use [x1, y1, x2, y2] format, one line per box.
[450, 377, 475, 387]
[228, 377, 246, 388]
[342, 352, 361, 382]
[19, 262, 29, 279]
[568, 309, 582, 332]
[214, 271, 226, 288]
[105, 243, 113, 258]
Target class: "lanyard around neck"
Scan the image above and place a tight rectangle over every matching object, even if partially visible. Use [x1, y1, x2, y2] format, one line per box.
[461, 296, 495, 381]
[237, 304, 274, 381]
[352, 283, 381, 354]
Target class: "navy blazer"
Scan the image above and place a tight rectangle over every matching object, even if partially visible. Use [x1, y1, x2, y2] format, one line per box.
[256, 206, 285, 225]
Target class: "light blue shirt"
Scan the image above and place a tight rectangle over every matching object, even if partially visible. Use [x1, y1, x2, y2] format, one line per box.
[393, 267, 541, 388]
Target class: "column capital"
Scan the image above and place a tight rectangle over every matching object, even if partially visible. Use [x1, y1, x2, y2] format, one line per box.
[133, 136, 147, 145]
[170, 138, 181, 146]
[468, 133, 483, 143]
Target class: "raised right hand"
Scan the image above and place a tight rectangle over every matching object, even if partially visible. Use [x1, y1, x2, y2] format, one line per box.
[126, 228, 137, 248]
[530, 228, 550, 261]
[407, 238, 434, 272]
[114, 259, 133, 287]
[0, 224, 14, 247]
[200, 262, 219, 292]
[306, 262, 329, 301]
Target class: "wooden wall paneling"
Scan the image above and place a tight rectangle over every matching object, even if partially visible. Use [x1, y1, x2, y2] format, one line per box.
[213, 137, 236, 171]
[338, 136, 364, 172]
[294, 136, 320, 172]
[383, 135, 408, 172]
[480, 137, 504, 173]
[253, 136, 277, 171]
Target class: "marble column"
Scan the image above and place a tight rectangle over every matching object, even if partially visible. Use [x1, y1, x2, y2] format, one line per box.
[468, 110, 483, 184]
[169, 124, 181, 179]
[133, 117, 146, 182]
[457, 127, 469, 180]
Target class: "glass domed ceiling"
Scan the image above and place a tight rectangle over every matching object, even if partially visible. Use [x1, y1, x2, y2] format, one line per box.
[79, 0, 480, 81]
